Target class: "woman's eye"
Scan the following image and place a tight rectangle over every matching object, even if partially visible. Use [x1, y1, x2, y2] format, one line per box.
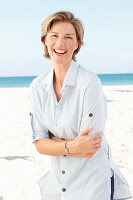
[65, 36, 72, 39]
[52, 35, 58, 38]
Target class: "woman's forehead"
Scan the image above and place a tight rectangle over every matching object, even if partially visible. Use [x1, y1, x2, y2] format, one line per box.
[49, 22, 76, 35]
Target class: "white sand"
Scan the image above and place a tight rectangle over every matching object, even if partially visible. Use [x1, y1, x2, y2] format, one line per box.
[0, 85, 133, 200]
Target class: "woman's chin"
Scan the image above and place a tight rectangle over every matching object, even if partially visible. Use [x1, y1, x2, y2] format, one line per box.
[51, 55, 73, 66]
[52, 57, 68, 65]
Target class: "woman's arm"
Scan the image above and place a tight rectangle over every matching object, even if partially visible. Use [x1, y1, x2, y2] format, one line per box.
[34, 128, 102, 158]
[49, 134, 96, 158]
[35, 138, 90, 157]
[49, 132, 89, 158]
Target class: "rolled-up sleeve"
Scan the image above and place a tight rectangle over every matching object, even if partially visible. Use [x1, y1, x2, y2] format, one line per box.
[79, 76, 107, 138]
[29, 84, 49, 143]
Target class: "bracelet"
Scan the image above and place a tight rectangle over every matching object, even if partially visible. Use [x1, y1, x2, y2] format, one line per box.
[65, 142, 70, 154]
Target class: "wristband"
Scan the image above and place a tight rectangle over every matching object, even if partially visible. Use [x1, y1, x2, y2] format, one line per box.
[65, 142, 70, 154]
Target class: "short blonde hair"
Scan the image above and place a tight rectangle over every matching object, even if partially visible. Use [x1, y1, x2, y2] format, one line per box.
[41, 11, 84, 61]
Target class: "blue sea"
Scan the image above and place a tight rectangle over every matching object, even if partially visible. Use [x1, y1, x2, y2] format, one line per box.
[0, 74, 133, 88]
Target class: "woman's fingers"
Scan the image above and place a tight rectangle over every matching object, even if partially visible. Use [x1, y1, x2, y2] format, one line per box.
[93, 143, 102, 149]
[89, 137, 102, 153]
[91, 132, 103, 140]
[86, 146, 101, 158]
[79, 126, 93, 136]
[92, 137, 102, 145]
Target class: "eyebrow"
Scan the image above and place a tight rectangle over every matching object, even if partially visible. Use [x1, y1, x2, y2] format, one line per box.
[50, 32, 75, 36]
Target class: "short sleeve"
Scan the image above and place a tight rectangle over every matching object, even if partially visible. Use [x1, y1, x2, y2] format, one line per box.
[29, 84, 49, 143]
[79, 76, 107, 137]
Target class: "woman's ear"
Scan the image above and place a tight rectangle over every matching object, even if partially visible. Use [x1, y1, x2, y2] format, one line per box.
[74, 41, 79, 51]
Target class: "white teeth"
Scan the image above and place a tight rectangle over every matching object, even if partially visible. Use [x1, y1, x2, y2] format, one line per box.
[54, 49, 66, 54]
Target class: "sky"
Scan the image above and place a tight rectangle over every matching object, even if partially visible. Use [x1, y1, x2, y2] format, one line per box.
[0, 0, 133, 76]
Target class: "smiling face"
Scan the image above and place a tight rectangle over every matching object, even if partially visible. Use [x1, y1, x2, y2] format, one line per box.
[45, 22, 78, 66]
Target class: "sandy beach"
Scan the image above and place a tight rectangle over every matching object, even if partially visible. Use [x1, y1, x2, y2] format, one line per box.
[0, 85, 133, 200]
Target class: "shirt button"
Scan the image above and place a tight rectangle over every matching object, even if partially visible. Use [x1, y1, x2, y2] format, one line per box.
[62, 188, 66, 192]
[29, 112, 32, 116]
[89, 113, 93, 117]
[62, 170, 65, 174]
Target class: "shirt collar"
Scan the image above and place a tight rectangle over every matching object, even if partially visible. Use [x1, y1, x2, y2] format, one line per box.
[45, 60, 79, 95]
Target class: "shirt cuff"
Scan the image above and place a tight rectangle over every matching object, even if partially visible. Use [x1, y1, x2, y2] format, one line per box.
[32, 131, 49, 143]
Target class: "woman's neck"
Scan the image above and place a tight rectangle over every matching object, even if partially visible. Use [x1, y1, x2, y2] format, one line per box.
[53, 61, 71, 88]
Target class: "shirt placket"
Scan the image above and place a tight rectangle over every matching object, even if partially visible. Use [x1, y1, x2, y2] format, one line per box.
[60, 156, 68, 200]
[55, 103, 62, 128]
[53, 89, 68, 199]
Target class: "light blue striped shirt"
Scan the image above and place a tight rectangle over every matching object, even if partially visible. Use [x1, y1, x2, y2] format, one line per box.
[30, 60, 132, 200]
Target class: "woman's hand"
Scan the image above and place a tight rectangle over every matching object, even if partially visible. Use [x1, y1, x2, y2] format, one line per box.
[67, 126, 103, 155]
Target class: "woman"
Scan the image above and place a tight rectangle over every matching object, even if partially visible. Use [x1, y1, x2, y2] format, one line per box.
[30, 11, 132, 200]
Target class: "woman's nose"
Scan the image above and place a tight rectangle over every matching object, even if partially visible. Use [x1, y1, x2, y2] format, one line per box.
[56, 37, 65, 46]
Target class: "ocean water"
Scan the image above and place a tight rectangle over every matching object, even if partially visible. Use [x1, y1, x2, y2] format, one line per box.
[0, 74, 133, 88]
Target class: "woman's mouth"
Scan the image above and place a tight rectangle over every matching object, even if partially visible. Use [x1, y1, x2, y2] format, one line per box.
[53, 49, 67, 55]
